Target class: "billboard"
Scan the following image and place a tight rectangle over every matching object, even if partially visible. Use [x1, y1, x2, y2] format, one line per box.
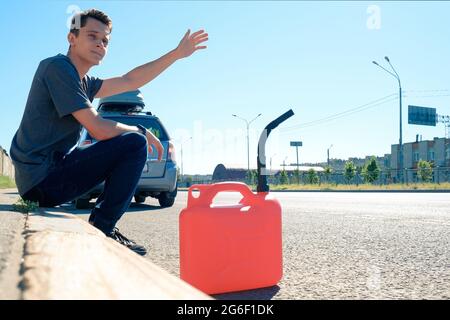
[290, 141, 303, 147]
[408, 105, 436, 126]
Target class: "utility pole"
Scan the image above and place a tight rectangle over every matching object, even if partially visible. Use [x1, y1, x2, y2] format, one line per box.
[232, 113, 262, 175]
[290, 141, 303, 184]
[282, 156, 288, 171]
[327, 144, 333, 167]
[270, 153, 277, 172]
[373, 56, 403, 183]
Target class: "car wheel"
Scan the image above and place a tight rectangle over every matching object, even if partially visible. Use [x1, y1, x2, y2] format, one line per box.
[75, 198, 90, 209]
[134, 195, 146, 203]
[158, 192, 175, 208]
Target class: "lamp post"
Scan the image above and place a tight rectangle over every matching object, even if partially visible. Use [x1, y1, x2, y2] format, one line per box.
[327, 144, 333, 167]
[232, 113, 262, 174]
[373, 56, 403, 183]
[270, 153, 277, 171]
[282, 156, 288, 170]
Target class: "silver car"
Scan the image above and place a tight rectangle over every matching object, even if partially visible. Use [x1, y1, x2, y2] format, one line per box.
[74, 90, 178, 209]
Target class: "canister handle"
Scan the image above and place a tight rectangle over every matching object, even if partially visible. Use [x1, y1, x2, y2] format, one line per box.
[187, 182, 255, 207]
[187, 184, 211, 207]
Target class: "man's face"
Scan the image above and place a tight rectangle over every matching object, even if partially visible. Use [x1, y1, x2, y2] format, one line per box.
[68, 17, 111, 66]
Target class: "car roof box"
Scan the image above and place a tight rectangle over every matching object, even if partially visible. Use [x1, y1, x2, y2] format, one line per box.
[98, 90, 145, 112]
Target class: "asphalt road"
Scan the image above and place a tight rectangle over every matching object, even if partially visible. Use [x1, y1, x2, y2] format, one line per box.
[62, 191, 450, 300]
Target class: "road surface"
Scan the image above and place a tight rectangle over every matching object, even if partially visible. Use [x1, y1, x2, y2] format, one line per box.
[61, 191, 450, 300]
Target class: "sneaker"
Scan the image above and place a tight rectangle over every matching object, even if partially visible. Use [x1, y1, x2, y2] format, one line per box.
[108, 228, 147, 256]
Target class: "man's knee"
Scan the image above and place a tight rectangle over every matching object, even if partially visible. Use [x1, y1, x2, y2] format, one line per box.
[120, 132, 147, 151]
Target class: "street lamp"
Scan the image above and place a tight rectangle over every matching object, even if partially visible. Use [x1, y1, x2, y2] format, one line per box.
[373, 56, 403, 183]
[270, 153, 277, 171]
[327, 144, 333, 167]
[232, 113, 262, 174]
[281, 156, 289, 172]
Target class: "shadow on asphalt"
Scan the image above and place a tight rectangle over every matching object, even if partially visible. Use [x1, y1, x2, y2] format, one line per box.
[57, 201, 163, 214]
[0, 204, 15, 212]
[3, 192, 19, 195]
[211, 285, 280, 300]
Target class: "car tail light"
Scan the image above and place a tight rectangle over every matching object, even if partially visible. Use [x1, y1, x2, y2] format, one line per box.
[80, 140, 92, 146]
[168, 141, 176, 162]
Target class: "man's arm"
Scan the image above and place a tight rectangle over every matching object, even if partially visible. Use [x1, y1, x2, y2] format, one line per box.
[72, 107, 164, 161]
[95, 29, 208, 99]
[94, 48, 179, 98]
[73, 107, 137, 140]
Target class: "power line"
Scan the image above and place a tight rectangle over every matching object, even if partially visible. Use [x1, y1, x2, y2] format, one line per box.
[281, 93, 398, 132]
[297, 97, 398, 129]
[279, 90, 450, 134]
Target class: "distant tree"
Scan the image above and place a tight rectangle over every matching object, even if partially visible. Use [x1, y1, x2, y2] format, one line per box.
[245, 170, 258, 185]
[251, 169, 258, 185]
[362, 157, 381, 183]
[293, 169, 300, 184]
[344, 161, 356, 184]
[356, 165, 363, 175]
[324, 166, 333, 183]
[185, 175, 193, 187]
[176, 167, 181, 183]
[417, 160, 433, 182]
[245, 171, 252, 184]
[306, 169, 319, 184]
[279, 170, 289, 185]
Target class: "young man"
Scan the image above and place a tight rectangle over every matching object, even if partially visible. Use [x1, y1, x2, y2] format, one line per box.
[10, 9, 208, 256]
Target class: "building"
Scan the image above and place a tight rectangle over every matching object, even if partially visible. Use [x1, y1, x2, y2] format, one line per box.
[211, 137, 450, 185]
[212, 164, 248, 181]
[391, 137, 450, 183]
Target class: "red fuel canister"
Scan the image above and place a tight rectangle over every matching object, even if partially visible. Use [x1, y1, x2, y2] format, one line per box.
[179, 182, 282, 294]
[179, 109, 294, 295]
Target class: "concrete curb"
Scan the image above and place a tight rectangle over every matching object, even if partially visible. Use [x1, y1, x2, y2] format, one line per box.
[20, 208, 211, 300]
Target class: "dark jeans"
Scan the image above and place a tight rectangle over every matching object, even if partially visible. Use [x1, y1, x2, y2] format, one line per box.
[23, 132, 148, 235]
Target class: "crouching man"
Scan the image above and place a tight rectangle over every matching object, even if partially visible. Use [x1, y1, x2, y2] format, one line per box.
[10, 9, 208, 255]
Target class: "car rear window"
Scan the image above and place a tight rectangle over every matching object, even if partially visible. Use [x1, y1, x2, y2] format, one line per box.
[85, 116, 169, 141]
[98, 103, 143, 113]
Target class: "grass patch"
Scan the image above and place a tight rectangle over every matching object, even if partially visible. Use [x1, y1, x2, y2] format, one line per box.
[0, 175, 16, 189]
[12, 197, 39, 214]
[0, 175, 38, 213]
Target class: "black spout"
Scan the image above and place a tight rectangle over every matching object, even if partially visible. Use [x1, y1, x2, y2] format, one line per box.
[257, 109, 295, 193]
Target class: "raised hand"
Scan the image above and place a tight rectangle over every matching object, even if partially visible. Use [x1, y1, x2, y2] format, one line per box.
[175, 29, 208, 59]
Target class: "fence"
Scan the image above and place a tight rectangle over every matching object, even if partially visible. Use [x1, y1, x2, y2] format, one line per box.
[0, 146, 15, 181]
[196, 167, 450, 186]
[289, 168, 450, 185]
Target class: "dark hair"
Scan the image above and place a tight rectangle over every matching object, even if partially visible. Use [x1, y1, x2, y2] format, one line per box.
[70, 9, 112, 36]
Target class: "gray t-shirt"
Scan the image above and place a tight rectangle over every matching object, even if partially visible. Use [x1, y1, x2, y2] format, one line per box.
[10, 54, 103, 197]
